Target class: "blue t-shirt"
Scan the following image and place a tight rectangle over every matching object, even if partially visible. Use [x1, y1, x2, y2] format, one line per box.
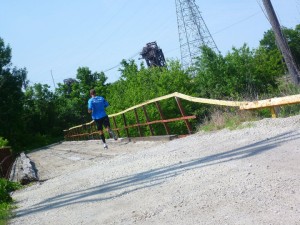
[88, 96, 109, 120]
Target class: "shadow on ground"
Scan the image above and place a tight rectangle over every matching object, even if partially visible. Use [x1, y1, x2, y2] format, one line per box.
[14, 131, 300, 217]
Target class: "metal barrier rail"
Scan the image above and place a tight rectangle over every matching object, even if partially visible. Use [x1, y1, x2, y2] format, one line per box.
[64, 92, 300, 140]
[239, 94, 300, 118]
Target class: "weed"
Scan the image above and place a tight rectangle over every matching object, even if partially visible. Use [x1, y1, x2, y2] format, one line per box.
[198, 109, 259, 132]
[0, 179, 22, 225]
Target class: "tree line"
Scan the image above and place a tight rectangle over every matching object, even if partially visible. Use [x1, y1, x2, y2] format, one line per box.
[1, 25, 300, 152]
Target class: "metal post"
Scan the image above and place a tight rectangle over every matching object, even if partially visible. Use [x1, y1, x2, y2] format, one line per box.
[270, 107, 277, 118]
[134, 108, 143, 137]
[89, 124, 92, 140]
[142, 105, 154, 136]
[175, 97, 193, 134]
[63, 130, 68, 141]
[122, 113, 130, 138]
[155, 101, 170, 135]
[112, 116, 120, 137]
[76, 128, 80, 141]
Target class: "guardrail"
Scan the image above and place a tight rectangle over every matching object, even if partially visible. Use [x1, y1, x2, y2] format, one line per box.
[239, 94, 300, 117]
[63, 92, 300, 141]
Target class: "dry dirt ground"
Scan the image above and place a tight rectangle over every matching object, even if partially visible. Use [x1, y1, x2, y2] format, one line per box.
[10, 115, 300, 225]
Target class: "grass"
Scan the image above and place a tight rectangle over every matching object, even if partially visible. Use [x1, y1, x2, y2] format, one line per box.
[198, 103, 300, 133]
[198, 109, 260, 132]
[198, 80, 300, 133]
[0, 179, 22, 225]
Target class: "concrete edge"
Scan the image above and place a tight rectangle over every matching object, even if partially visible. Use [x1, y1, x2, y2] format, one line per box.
[119, 135, 178, 142]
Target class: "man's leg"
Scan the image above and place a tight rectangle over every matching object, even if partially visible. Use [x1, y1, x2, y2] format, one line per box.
[107, 126, 118, 140]
[99, 130, 108, 149]
[103, 116, 118, 140]
[95, 119, 108, 149]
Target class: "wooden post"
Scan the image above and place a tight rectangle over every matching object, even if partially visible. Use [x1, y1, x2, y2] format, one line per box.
[122, 113, 130, 138]
[155, 101, 170, 135]
[175, 97, 193, 134]
[262, 0, 300, 85]
[134, 108, 143, 137]
[142, 105, 154, 136]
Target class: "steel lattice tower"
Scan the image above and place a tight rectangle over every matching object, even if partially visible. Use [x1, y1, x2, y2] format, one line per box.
[175, 0, 219, 68]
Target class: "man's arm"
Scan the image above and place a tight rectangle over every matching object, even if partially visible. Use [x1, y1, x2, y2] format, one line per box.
[104, 99, 109, 108]
[88, 99, 92, 113]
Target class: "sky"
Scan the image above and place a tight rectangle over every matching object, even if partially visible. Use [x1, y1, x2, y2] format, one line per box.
[1, 0, 300, 89]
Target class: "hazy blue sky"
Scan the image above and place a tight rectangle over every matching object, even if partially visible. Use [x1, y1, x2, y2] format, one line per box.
[1, 0, 300, 88]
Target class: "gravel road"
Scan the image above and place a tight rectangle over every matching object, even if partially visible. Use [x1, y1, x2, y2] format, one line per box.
[10, 115, 300, 225]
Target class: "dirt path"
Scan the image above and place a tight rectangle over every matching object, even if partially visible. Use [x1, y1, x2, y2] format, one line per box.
[10, 116, 300, 225]
[27, 138, 168, 181]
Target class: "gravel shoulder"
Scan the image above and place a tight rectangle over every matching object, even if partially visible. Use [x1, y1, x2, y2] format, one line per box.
[10, 115, 300, 225]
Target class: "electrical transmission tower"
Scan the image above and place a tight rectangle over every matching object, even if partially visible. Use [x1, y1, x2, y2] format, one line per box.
[175, 0, 218, 68]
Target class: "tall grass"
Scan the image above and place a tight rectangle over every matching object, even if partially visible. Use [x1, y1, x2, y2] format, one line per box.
[198, 109, 261, 132]
[198, 79, 300, 133]
[276, 79, 300, 117]
[0, 179, 22, 225]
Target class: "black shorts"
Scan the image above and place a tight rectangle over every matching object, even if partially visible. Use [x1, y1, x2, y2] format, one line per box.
[94, 116, 110, 131]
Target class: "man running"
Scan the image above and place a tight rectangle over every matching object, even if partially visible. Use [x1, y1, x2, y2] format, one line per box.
[88, 89, 117, 149]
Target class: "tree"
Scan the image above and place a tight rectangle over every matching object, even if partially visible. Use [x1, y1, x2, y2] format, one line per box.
[54, 67, 109, 129]
[0, 38, 24, 148]
[108, 59, 194, 113]
[260, 24, 300, 83]
[0, 38, 11, 73]
[76, 67, 108, 100]
[107, 59, 196, 136]
[23, 83, 55, 135]
[193, 45, 284, 100]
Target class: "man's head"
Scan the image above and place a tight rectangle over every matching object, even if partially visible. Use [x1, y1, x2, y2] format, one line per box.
[90, 89, 96, 96]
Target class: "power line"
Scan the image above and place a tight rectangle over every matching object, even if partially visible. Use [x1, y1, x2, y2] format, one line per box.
[212, 11, 262, 35]
[50, 70, 56, 89]
[256, 0, 270, 22]
[103, 51, 140, 73]
[105, 10, 268, 72]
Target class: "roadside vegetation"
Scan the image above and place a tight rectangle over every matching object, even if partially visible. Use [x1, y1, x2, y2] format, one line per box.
[0, 179, 22, 225]
[0, 25, 300, 152]
[199, 109, 259, 132]
[1, 22, 300, 224]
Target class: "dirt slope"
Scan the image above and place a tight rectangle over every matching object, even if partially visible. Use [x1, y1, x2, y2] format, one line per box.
[10, 115, 300, 225]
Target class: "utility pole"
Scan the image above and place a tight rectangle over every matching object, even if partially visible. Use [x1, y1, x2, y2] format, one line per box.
[262, 0, 300, 85]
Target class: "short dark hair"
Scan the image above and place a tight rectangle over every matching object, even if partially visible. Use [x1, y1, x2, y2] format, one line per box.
[90, 89, 96, 95]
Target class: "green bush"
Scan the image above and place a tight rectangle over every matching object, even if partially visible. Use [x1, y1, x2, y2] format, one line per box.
[0, 138, 8, 148]
[0, 202, 11, 225]
[0, 179, 22, 224]
[0, 179, 21, 202]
